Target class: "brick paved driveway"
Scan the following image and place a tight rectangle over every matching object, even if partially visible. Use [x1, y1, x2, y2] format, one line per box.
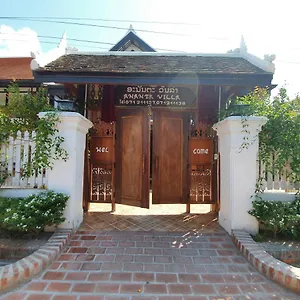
[1, 229, 298, 300]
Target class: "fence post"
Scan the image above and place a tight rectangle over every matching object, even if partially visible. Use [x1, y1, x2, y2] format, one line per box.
[213, 116, 268, 235]
[39, 112, 93, 230]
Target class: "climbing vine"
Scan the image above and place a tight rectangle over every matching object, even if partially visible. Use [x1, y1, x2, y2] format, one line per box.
[221, 87, 300, 190]
[0, 82, 68, 184]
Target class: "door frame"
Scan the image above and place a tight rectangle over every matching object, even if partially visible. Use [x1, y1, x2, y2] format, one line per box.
[115, 107, 150, 208]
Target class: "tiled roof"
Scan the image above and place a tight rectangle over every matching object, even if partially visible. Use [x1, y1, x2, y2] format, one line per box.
[0, 57, 33, 80]
[40, 54, 269, 75]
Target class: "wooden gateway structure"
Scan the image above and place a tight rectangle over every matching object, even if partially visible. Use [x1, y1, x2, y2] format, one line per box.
[33, 28, 275, 212]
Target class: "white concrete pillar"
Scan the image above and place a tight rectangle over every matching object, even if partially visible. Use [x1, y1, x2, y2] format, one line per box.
[39, 112, 93, 230]
[213, 116, 268, 235]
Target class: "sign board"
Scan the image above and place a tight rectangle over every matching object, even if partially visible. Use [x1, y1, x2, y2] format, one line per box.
[90, 136, 114, 164]
[115, 85, 197, 108]
[189, 139, 213, 164]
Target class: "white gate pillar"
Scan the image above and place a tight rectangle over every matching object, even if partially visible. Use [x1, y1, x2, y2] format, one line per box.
[39, 112, 93, 230]
[213, 116, 268, 235]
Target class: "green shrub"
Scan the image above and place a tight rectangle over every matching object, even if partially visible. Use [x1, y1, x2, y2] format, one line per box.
[249, 196, 300, 239]
[0, 191, 69, 235]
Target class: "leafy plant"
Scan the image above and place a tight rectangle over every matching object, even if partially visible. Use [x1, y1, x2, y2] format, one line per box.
[249, 196, 300, 238]
[0, 82, 68, 181]
[222, 87, 300, 190]
[0, 191, 69, 235]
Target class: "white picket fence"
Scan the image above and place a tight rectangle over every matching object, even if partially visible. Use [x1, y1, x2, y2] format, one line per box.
[257, 158, 299, 192]
[0, 131, 48, 188]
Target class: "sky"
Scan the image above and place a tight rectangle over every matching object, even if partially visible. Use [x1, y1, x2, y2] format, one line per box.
[0, 0, 299, 98]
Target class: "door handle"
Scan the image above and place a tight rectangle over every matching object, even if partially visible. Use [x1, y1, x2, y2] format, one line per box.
[142, 155, 145, 174]
[155, 156, 159, 173]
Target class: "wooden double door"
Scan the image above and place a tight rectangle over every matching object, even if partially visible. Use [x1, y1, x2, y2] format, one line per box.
[115, 108, 189, 208]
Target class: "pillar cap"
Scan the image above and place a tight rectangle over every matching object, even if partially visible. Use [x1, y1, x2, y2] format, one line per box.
[213, 116, 268, 134]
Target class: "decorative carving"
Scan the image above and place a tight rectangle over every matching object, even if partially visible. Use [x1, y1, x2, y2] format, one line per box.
[190, 165, 212, 202]
[191, 121, 214, 138]
[88, 110, 114, 137]
[91, 165, 112, 202]
[87, 84, 103, 110]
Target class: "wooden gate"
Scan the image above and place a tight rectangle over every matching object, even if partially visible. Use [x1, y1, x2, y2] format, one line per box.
[115, 108, 150, 208]
[152, 110, 189, 204]
[189, 121, 218, 204]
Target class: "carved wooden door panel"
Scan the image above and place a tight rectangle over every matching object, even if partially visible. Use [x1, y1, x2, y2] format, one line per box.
[152, 110, 189, 204]
[115, 108, 150, 208]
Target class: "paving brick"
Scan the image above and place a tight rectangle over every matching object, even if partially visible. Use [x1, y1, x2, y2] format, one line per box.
[143, 263, 164, 272]
[144, 248, 162, 255]
[106, 248, 124, 254]
[198, 250, 218, 256]
[119, 283, 142, 294]
[81, 235, 96, 240]
[105, 296, 129, 300]
[60, 262, 82, 270]
[87, 247, 106, 254]
[49, 262, 61, 270]
[101, 262, 123, 271]
[43, 271, 66, 280]
[123, 263, 143, 272]
[131, 296, 156, 300]
[156, 273, 178, 283]
[223, 274, 247, 283]
[215, 284, 241, 295]
[164, 263, 185, 273]
[178, 273, 200, 283]
[26, 294, 52, 300]
[79, 296, 105, 300]
[95, 254, 115, 262]
[88, 272, 111, 281]
[157, 297, 183, 300]
[162, 249, 181, 256]
[24, 281, 48, 291]
[191, 284, 216, 294]
[46, 282, 72, 292]
[193, 256, 212, 264]
[68, 247, 88, 253]
[135, 255, 153, 263]
[72, 283, 96, 293]
[115, 255, 134, 262]
[100, 241, 118, 247]
[168, 283, 192, 294]
[144, 283, 167, 294]
[53, 296, 78, 300]
[75, 254, 95, 261]
[133, 272, 155, 282]
[81, 262, 102, 270]
[58, 254, 77, 261]
[119, 241, 135, 247]
[125, 248, 143, 255]
[174, 256, 193, 264]
[184, 265, 206, 273]
[201, 274, 224, 283]
[238, 284, 264, 293]
[205, 264, 227, 273]
[95, 283, 121, 293]
[111, 272, 132, 281]
[154, 256, 173, 263]
[65, 272, 89, 281]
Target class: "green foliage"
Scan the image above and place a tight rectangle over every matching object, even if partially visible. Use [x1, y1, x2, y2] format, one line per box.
[0, 191, 69, 235]
[222, 87, 300, 187]
[0, 82, 68, 181]
[249, 196, 300, 238]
